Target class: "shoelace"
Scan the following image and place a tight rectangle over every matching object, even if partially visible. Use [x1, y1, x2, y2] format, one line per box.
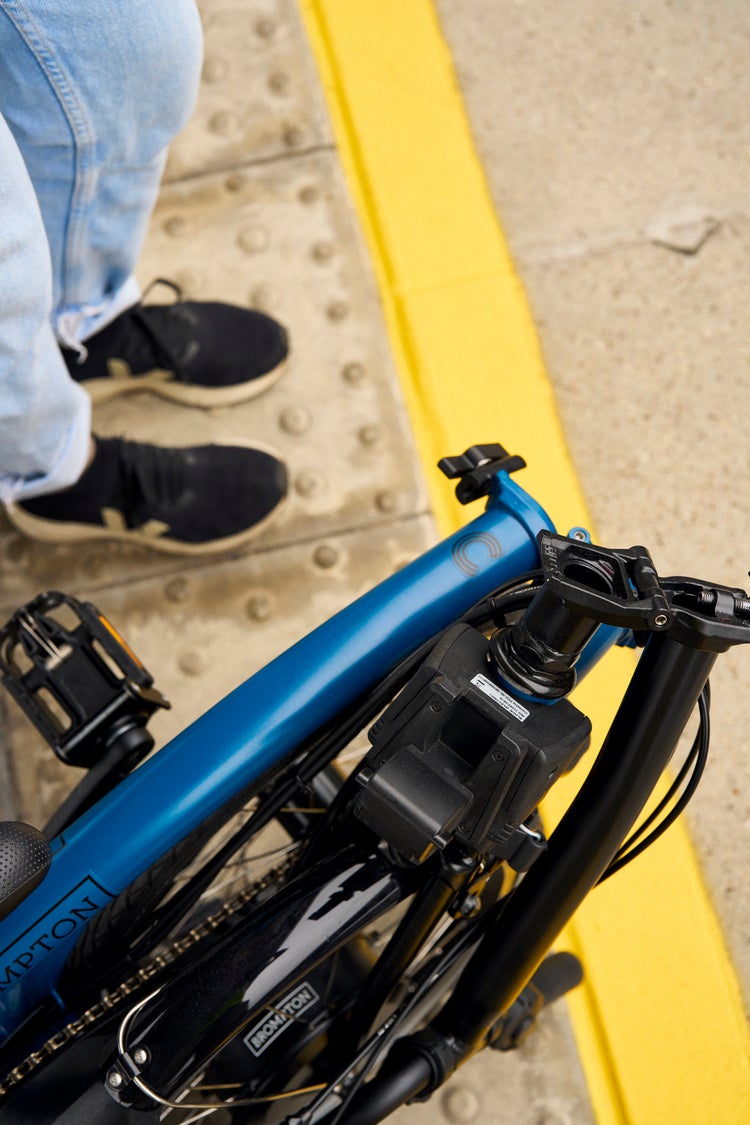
[116, 439, 190, 514]
[128, 279, 193, 378]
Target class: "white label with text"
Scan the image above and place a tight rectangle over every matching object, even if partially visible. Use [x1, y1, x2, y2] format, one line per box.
[470, 673, 530, 722]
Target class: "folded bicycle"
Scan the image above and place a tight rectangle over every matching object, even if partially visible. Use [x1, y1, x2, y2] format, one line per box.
[0, 442, 746, 1123]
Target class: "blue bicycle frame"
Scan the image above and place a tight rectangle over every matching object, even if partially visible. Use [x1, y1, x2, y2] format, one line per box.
[0, 471, 625, 1039]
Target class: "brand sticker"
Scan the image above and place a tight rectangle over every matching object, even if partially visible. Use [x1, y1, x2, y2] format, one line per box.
[470, 673, 530, 722]
[0, 876, 114, 994]
[243, 981, 320, 1058]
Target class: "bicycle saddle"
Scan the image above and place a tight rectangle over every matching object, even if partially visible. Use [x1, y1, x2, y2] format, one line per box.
[0, 822, 51, 924]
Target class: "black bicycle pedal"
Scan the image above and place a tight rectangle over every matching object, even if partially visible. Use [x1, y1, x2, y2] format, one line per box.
[0, 591, 169, 770]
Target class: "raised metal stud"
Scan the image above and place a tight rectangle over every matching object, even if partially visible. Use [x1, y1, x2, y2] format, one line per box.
[279, 406, 311, 435]
[237, 225, 269, 255]
[165, 577, 190, 603]
[314, 545, 339, 569]
[326, 300, 350, 322]
[202, 58, 228, 84]
[311, 241, 334, 262]
[359, 424, 382, 447]
[246, 595, 273, 623]
[342, 361, 366, 384]
[178, 650, 205, 677]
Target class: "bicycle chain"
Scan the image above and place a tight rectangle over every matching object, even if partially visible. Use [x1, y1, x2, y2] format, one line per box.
[0, 855, 295, 1101]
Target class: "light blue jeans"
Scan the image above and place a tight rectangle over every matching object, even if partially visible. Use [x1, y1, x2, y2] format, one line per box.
[0, 0, 203, 501]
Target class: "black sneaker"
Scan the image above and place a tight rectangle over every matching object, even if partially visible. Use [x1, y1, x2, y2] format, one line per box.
[62, 281, 289, 408]
[7, 437, 288, 555]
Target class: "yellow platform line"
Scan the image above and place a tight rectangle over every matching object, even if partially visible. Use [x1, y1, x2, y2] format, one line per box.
[299, 2, 750, 1122]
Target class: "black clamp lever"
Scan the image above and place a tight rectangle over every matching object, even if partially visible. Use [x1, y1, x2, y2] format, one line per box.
[438, 443, 526, 505]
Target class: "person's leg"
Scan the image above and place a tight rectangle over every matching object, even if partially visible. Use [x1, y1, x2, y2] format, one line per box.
[0, 112, 90, 504]
[0, 0, 203, 344]
[0, 0, 288, 404]
[0, 0, 288, 549]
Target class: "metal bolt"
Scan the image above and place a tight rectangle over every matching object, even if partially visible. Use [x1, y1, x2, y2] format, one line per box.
[654, 613, 669, 627]
[107, 1070, 123, 1089]
[132, 1047, 148, 1066]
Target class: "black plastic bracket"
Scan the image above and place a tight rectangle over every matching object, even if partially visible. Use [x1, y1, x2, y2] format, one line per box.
[438, 443, 526, 505]
[538, 532, 673, 631]
[539, 532, 750, 652]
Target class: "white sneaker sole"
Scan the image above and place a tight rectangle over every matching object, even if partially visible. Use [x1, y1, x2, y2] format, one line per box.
[79, 358, 287, 408]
